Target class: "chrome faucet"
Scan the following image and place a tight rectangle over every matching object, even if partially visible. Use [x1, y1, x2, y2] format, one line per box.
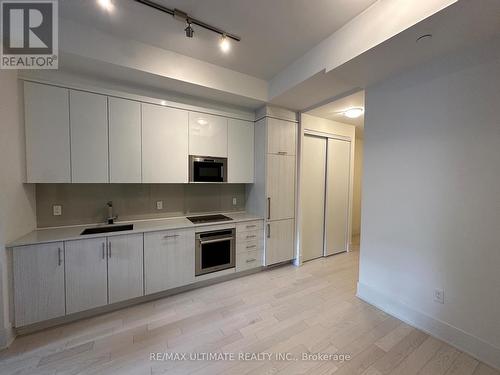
[106, 201, 118, 225]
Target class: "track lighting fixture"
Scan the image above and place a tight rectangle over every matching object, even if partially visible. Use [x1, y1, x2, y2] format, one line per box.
[219, 35, 230, 53]
[185, 21, 194, 38]
[135, 0, 241, 46]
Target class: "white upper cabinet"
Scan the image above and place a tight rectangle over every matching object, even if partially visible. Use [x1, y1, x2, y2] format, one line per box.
[189, 112, 228, 157]
[24, 82, 71, 183]
[70, 90, 109, 183]
[228, 119, 254, 183]
[108, 98, 142, 183]
[23, 82, 254, 184]
[267, 118, 297, 156]
[142, 103, 189, 183]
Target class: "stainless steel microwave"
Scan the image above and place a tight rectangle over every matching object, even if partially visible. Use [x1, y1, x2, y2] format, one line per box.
[189, 156, 227, 183]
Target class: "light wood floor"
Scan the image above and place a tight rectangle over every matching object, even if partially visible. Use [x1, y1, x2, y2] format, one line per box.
[1, 250, 498, 375]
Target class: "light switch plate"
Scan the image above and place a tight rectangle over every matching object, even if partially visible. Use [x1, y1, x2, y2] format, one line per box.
[53, 205, 62, 216]
[156, 200, 163, 210]
[232, 197, 237, 206]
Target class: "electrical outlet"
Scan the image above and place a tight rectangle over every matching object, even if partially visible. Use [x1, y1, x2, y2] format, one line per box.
[434, 288, 444, 304]
[232, 197, 237, 206]
[156, 200, 163, 210]
[53, 205, 62, 216]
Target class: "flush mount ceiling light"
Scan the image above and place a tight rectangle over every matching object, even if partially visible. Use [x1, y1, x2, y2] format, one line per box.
[343, 107, 364, 119]
[134, 0, 241, 46]
[97, 0, 114, 12]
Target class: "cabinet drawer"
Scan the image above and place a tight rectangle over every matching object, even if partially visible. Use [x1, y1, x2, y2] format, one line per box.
[236, 220, 264, 233]
[237, 229, 263, 243]
[236, 238, 263, 254]
[236, 250, 263, 272]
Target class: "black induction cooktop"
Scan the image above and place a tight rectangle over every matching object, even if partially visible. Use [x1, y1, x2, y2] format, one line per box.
[187, 214, 233, 224]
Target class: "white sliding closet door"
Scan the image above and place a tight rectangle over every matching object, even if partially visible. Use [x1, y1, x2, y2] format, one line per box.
[301, 135, 327, 262]
[325, 138, 351, 255]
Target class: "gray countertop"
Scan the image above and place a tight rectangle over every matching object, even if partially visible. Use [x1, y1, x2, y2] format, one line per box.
[8, 212, 263, 248]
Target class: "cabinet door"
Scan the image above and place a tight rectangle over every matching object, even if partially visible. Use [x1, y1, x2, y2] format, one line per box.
[109, 98, 142, 183]
[70, 90, 109, 183]
[189, 112, 228, 157]
[267, 118, 297, 156]
[266, 154, 295, 220]
[107, 234, 144, 304]
[13, 242, 65, 326]
[144, 229, 195, 295]
[228, 119, 254, 183]
[65, 237, 108, 314]
[265, 219, 294, 266]
[24, 82, 71, 183]
[142, 104, 188, 183]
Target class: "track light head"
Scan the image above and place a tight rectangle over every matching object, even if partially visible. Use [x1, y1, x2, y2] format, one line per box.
[185, 22, 194, 38]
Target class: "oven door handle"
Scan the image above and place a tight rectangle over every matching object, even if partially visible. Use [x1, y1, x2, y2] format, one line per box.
[199, 237, 233, 245]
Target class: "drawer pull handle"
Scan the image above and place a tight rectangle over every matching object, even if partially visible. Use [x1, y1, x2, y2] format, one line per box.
[108, 241, 112, 258]
[267, 197, 271, 220]
[278, 151, 288, 155]
[102, 243, 106, 260]
[246, 258, 257, 263]
[246, 225, 257, 229]
[267, 224, 270, 238]
[164, 234, 180, 239]
[246, 235, 256, 239]
[246, 245, 257, 249]
[58, 247, 63, 266]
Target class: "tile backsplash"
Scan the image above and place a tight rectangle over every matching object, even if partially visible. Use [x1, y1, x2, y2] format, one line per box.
[36, 184, 247, 228]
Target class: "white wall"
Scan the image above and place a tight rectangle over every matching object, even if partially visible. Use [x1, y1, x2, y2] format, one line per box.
[358, 39, 500, 368]
[0, 71, 36, 347]
[352, 136, 363, 240]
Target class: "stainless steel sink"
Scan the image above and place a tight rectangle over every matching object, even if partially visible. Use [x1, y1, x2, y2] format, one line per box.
[80, 224, 133, 235]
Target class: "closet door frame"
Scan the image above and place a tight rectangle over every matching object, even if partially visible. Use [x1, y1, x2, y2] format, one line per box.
[303, 129, 352, 257]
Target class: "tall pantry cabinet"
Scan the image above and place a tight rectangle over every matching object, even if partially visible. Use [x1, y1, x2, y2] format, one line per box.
[248, 108, 298, 266]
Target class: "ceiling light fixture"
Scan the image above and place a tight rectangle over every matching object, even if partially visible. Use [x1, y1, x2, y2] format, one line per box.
[343, 108, 364, 119]
[97, 0, 114, 12]
[134, 0, 241, 44]
[416, 34, 433, 43]
[185, 21, 194, 38]
[219, 35, 230, 53]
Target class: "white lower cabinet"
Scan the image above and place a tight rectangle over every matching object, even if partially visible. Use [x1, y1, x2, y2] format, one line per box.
[235, 220, 264, 272]
[107, 234, 144, 304]
[65, 237, 108, 314]
[13, 242, 65, 326]
[265, 219, 295, 266]
[144, 229, 195, 295]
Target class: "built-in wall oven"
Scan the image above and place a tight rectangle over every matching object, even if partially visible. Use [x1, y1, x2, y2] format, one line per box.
[195, 228, 235, 276]
[189, 156, 227, 183]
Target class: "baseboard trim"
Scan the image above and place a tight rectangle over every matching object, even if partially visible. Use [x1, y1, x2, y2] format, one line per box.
[357, 282, 500, 370]
[0, 324, 16, 350]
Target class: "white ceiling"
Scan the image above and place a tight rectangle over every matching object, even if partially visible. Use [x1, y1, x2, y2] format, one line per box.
[270, 0, 500, 110]
[306, 90, 365, 135]
[59, 0, 378, 80]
